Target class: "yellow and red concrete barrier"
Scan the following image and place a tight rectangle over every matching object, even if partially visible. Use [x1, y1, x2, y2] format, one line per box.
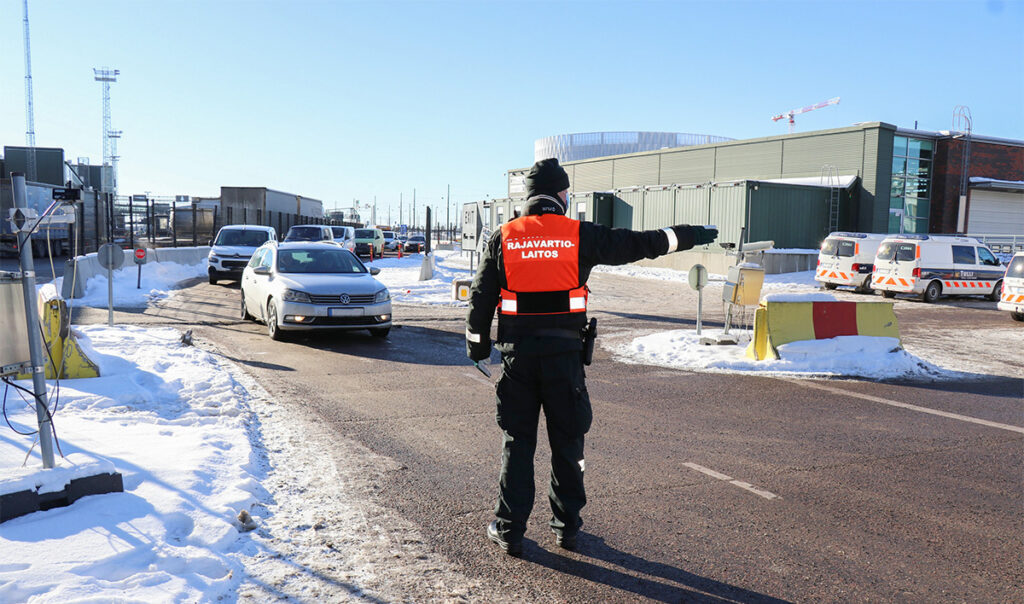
[746, 298, 900, 361]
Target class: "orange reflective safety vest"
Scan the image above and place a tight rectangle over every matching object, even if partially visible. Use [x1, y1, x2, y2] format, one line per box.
[499, 213, 587, 316]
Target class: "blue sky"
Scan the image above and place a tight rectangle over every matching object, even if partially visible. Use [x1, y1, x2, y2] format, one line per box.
[1, 0, 1021, 225]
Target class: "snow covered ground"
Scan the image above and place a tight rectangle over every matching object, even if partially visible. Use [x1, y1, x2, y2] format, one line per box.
[1, 247, 973, 601]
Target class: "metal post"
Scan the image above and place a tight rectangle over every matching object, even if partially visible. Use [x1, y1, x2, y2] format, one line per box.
[129, 196, 135, 249]
[12, 174, 56, 469]
[191, 203, 197, 246]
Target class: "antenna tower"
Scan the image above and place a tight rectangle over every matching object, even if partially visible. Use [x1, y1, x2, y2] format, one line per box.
[93, 67, 120, 194]
[22, 0, 37, 182]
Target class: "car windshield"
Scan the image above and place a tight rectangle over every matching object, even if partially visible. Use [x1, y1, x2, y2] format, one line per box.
[383, 232, 395, 240]
[276, 249, 367, 274]
[331, 227, 350, 239]
[1006, 256, 1024, 277]
[355, 229, 375, 238]
[409, 235, 425, 242]
[821, 239, 855, 257]
[215, 229, 270, 247]
[286, 227, 324, 241]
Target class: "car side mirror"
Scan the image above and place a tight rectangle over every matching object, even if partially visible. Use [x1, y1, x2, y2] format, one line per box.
[370, 267, 381, 275]
[208, 240, 214, 246]
[253, 265, 270, 275]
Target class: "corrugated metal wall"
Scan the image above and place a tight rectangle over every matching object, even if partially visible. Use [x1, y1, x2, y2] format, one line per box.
[715, 141, 784, 181]
[573, 161, 614, 192]
[660, 148, 715, 185]
[708, 182, 749, 247]
[675, 185, 710, 225]
[642, 187, 674, 230]
[747, 182, 830, 249]
[615, 189, 644, 229]
[867, 128, 893, 233]
[613, 155, 659, 189]
[781, 131, 865, 175]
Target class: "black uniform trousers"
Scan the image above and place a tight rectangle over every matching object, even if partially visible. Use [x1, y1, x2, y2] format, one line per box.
[493, 348, 592, 541]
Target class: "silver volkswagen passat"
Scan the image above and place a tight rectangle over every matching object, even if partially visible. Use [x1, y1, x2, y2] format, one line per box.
[241, 241, 392, 340]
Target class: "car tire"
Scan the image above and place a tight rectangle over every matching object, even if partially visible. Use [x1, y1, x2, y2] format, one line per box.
[1012, 311, 1024, 322]
[208, 270, 218, 285]
[822, 282, 837, 290]
[266, 301, 286, 341]
[881, 290, 896, 298]
[241, 289, 253, 321]
[922, 281, 942, 303]
[855, 281, 873, 294]
[989, 280, 1002, 302]
[370, 327, 390, 338]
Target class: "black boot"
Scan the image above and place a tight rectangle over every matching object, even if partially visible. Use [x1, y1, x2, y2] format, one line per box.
[487, 521, 523, 557]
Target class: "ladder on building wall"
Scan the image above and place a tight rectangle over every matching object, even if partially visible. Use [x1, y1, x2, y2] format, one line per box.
[822, 164, 840, 233]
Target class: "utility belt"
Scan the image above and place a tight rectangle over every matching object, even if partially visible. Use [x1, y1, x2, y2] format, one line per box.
[503, 318, 598, 365]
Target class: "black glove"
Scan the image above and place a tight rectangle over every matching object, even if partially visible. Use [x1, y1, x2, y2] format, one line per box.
[691, 225, 718, 246]
[466, 333, 491, 362]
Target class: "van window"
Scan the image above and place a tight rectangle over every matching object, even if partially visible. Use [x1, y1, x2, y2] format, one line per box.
[821, 238, 856, 257]
[877, 242, 916, 262]
[952, 245, 976, 264]
[355, 229, 374, 238]
[1007, 256, 1024, 277]
[216, 229, 270, 247]
[977, 247, 999, 266]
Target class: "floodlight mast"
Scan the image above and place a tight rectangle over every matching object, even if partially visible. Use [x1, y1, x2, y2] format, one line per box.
[771, 96, 841, 134]
[93, 67, 120, 195]
[22, 0, 37, 182]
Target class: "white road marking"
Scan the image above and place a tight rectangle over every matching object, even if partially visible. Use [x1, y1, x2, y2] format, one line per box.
[683, 462, 732, 481]
[789, 379, 1024, 435]
[684, 462, 780, 500]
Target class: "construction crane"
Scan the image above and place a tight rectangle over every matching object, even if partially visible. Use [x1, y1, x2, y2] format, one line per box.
[771, 96, 840, 134]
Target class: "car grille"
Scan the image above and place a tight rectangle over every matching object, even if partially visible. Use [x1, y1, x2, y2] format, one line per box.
[310, 316, 388, 326]
[222, 260, 248, 269]
[308, 293, 376, 305]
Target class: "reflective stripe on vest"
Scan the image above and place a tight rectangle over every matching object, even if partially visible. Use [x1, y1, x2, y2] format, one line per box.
[499, 213, 584, 315]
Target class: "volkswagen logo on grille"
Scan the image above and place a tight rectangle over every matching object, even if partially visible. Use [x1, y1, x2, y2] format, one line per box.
[340, 294, 351, 305]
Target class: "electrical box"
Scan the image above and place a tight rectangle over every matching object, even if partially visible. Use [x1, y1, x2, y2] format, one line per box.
[452, 278, 473, 302]
[0, 272, 31, 377]
[722, 263, 765, 306]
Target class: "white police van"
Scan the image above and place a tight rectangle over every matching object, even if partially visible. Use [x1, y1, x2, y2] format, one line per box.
[816, 232, 889, 293]
[871, 234, 1003, 303]
[997, 251, 1024, 321]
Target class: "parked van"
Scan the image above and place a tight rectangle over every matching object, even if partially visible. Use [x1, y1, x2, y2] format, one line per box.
[816, 232, 888, 293]
[354, 228, 385, 257]
[997, 251, 1024, 321]
[871, 234, 1003, 303]
[208, 224, 277, 284]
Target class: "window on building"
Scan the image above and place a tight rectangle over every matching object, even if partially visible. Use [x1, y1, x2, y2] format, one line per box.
[577, 201, 587, 222]
[496, 207, 505, 224]
[891, 136, 934, 234]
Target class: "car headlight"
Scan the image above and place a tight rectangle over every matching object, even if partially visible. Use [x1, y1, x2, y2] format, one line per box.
[208, 253, 217, 261]
[374, 288, 390, 303]
[283, 289, 311, 303]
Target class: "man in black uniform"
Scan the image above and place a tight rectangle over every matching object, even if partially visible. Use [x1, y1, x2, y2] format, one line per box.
[466, 158, 717, 556]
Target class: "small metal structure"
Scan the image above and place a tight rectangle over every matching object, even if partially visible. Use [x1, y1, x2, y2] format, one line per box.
[771, 96, 840, 134]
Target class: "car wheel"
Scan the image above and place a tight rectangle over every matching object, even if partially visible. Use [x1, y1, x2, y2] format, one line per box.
[989, 280, 1002, 302]
[822, 282, 837, 290]
[881, 290, 896, 298]
[241, 289, 253, 321]
[370, 327, 390, 338]
[922, 281, 942, 303]
[266, 301, 286, 341]
[1012, 311, 1024, 322]
[208, 270, 218, 285]
[855, 281, 873, 294]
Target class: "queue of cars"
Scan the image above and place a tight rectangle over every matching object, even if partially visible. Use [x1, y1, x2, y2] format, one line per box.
[207, 224, 431, 339]
[816, 231, 1022, 320]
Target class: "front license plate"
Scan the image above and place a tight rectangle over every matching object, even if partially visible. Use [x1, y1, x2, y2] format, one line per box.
[329, 307, 362, 317]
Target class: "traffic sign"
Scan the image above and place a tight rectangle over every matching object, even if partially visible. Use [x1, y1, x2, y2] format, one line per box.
[134, 248, 148, 264]
[688, 264, 708, 290]
[97, 243, 125, 270]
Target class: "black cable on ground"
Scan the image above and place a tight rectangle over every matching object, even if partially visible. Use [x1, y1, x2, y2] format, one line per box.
[2, 379, 38, 436]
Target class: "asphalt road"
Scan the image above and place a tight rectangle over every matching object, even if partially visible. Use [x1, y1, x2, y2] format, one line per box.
[71, 273, 1024, 603]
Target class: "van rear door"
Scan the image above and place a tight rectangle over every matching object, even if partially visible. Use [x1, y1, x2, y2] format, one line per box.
[874, 241, 918, 292]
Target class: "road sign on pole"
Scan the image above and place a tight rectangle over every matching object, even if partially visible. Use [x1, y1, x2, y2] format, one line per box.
[688, 264, 708, 336]
[134, 248, 147, 289]
[97, 243, 123, 326]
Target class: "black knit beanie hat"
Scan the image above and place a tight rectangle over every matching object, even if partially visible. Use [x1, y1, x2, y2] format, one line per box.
[525, 158, 570, 198]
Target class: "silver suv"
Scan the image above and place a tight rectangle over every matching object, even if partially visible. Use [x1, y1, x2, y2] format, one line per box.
[208, 224, 277, 284]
